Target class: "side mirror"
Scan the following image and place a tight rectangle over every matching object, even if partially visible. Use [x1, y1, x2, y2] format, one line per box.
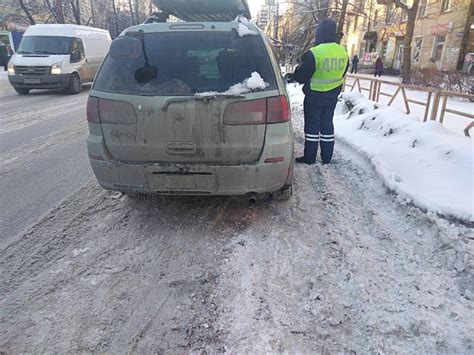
[284, 72, 296, 83]
[70, 50, 81, 63]
[109, 36, 142, 60]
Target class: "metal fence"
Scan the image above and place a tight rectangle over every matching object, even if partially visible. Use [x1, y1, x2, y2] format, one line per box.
[343, 75, 474, 137]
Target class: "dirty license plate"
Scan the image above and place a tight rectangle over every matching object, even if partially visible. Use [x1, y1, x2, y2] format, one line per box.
[150, 174, 217, 192]
[23, 78, 41, 84]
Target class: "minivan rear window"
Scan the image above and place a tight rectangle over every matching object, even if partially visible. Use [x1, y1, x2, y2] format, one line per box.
[93, 31, 277, 96]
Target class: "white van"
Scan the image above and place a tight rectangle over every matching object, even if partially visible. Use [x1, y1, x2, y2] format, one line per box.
[7, 24, 111, 95]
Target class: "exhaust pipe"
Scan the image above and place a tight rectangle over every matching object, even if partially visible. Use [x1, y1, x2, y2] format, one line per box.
[248, 193, 257, 205]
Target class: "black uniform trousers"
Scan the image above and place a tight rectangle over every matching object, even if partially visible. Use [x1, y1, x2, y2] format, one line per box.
[303, 94, 337, 164]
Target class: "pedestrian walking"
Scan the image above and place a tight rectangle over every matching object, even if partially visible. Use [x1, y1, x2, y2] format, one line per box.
[351, 54, 359, 74]
[293, 19, 349, 165]
[4, 46, 13, 71]
[374, 56, 384, 77]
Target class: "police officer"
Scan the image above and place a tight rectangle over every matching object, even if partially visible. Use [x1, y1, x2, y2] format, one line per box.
[294, 19, 349, 165]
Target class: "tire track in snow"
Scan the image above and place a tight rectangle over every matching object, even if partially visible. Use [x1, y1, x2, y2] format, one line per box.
[0, 93, 88, 135]
[0, 120, 86, 170]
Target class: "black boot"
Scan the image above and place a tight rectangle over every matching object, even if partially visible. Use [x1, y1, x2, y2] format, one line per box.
[295, 157, 315, 165]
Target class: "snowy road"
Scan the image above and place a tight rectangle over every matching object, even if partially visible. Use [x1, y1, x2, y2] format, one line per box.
[0, 72, 472, 353]
[0, 72, 92, 243]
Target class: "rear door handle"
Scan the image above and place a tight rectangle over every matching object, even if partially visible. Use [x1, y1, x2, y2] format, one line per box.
[166, 142, 196, 155]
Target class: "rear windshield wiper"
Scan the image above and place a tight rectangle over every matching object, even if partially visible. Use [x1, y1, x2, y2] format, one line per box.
[194, 93, 245, 100]
[161, 94, 245, 111]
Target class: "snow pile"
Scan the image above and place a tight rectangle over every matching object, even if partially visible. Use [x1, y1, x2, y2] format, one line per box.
[238, 23, 258, 37]
[288, 85, 474, 222]
[196, 72, 268, 97]
[246, 71, 267, 91]
[235, 16, 258, 37]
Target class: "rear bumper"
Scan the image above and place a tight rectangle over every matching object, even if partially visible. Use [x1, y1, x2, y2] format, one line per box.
[87, 133, 293, 196]
[8, 73, 71, 89]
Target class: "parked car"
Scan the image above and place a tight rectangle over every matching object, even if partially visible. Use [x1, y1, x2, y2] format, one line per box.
[87, 19, 294, 200]
[7, 24, 111, 95]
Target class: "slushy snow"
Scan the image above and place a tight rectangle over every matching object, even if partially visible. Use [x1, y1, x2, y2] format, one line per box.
[288, 84, 474, 223]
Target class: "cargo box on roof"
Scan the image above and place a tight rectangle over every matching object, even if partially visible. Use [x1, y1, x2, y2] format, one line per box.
[152, 0, 251, 22]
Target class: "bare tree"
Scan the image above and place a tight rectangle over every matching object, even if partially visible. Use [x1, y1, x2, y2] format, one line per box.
[128, 0, 136, 25]
[387, 0, 420, 83]
[17, 0, 36, 25]
[336, 0, 349, 42]
[70, 0, 82, 25]
[457, 0, 474, 70]
[56, 0, 65, 23]
[111, 0, 119, 36]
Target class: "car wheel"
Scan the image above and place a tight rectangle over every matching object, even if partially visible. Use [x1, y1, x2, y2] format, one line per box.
[15, 88, 30, 95]
[67, 73, 81, 94]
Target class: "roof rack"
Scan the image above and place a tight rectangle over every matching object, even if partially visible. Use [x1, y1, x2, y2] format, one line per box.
[144, 12, 170, 24]
[151, 0, 251, 22]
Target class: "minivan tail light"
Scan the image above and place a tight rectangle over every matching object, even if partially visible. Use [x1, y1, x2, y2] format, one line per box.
[87, 96, 100, 123]
[223, 98, 267, 125]
[267, 96, 290, 124]
[98, 98, 137, 124]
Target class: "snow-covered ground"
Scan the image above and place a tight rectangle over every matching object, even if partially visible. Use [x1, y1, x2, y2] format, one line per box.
[1, 73, 473, 353]
[288, 84, 473, 223]
[344, 75, 473, 136]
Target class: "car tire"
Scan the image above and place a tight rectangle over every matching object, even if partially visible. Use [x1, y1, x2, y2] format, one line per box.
[15, 88, 30, 95]
[67, 73, 82, 94]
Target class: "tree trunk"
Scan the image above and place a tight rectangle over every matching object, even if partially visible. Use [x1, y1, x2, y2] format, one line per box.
[56, 0, 65, 23]
[128, 0, 135, 25]
[18, 0, 36, 25]
[71, 0, 82, 25]
[111, 0, 119, 38]
[134, 0, 140, 25]
[336, 0, 349, 43]
[390, 0, 420, 83]
[456, 0, 474, 70]
[89, 0, 95, 26]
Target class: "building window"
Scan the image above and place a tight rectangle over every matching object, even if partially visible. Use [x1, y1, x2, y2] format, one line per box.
[441, 0, 452, 12]
[373, 10, 379, 28]
[432, 35, 446, 62]
[401, 10, 408, 22]
[353, 16, 359, 31]
[418, 0, 427, 17]
[413, 37, 423, 63]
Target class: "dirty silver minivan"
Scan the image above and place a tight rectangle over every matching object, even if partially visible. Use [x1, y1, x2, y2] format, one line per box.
[87, 19, 293, 199]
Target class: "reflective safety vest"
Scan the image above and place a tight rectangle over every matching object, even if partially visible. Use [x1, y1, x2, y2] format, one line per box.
[309, 43, 349, 92]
